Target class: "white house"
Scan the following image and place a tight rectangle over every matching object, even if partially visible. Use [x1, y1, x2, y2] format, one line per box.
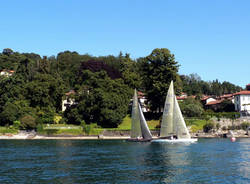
[62, 90, 77, 112]
[234, 88, 250, 116]
[0, 70, 14, 77]
[201, 96, 217, 105]
[138, 91, 148, 112]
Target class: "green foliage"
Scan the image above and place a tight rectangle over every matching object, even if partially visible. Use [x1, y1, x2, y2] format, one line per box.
[240, 122, 250, 130]
[217, 100, 235, 112]
[216, 123, 221, 130]
[179, 98, 204, 117]
[185, 118, 207, 133]
[20, 115, 36, 130]
[36, 124, 44, 133]
[138, 48, 181, 111]
[0, 48, 243, 130]
[25, 73, 65, 111]
[0, 102, 19, 125]
[0, 127, 18, 134]
[65, 70, 132, 128]
[57, 128, 83, 135]
[203, 112, 240, 120]
[13, 120, 21, 129]
[181, 75, 242, 96]
[203, 122, 215, 133]
[40, 124, 84, 135]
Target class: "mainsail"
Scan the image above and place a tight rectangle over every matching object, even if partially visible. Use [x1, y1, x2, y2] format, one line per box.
[131, 89, 142, 138]
[160, 81, 175, 137]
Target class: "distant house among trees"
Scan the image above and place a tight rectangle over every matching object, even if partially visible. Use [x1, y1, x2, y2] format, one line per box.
[0, 70, 15, 77]
[233, 84, 250, 117]
[62, 90, 77, 112]
[176, 92, 188, 101]
[137, 91, 149, 112]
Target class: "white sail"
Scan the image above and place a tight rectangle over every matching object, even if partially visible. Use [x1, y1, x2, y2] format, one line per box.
[160, 81, 175, 137]
[138, 103, 152, 140]
[154, 80, 195, 143]
[173, 95, 191, 139]
[131, 89, 142, 138]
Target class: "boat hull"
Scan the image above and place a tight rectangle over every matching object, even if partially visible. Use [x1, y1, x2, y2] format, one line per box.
[126, 138, 151, 142]
[151, 138, 198, 143]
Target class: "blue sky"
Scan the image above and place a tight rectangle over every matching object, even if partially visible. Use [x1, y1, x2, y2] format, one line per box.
[1, 0, 249, 87]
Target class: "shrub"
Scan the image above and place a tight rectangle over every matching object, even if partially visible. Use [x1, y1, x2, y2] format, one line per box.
[216, 123, 221, 130]
[36, 124, 44, 133]
[240, 122, 250, 130]
[180, 98, 204, 117]
[203, 122, 214, 133]
[13, 120, 21, 130]
[83, 124, 92, 135]
[222, 126, 227, 131]
[20, 115, 36, 130]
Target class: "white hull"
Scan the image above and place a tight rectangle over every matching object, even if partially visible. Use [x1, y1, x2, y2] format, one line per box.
[151, 138, 198, 143]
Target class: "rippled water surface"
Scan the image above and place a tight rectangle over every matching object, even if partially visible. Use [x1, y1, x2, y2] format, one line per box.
[0, 138, 249, 184]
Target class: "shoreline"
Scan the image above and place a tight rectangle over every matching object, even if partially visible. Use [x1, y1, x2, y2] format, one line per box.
[0, 133, 249, 140]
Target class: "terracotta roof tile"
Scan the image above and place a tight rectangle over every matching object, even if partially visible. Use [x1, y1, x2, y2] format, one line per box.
[206, 100, 223, 105]
[233, 91, 250, 96]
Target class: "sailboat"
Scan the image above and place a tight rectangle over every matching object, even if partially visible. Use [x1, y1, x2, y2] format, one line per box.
[128, 89, 153, 142]
[152, 81, 197, 143]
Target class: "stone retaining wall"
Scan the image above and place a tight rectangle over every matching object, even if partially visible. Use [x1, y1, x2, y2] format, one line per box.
[211, 118, 250, 128]
[102, 130, 159, 137]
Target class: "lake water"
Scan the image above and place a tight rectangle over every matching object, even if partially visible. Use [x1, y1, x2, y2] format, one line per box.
[0, 138, 249, 184]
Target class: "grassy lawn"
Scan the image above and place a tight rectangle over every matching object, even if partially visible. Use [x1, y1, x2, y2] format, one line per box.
[114, 115, 160, 130]
[43, 124, 80, 129]
[186, 119, 207, 133]
[147, 120, 160, 130]
[40, 124, 84, 135]
[116, 115, 131, 130]
[37, 116, 207, 136]
[41, 123, 104, 136]
[0, 127, 18, 134]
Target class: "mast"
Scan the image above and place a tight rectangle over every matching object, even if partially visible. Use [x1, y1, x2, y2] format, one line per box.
[138, 103, 152, 140]
[130, 89, 142, 138]
[160, 81, 175, 137]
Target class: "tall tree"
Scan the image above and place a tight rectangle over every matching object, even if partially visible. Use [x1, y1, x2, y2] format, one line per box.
[139, 48, 181, 111]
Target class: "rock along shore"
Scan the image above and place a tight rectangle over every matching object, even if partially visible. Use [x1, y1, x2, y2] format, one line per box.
[0, 129, 249, 140]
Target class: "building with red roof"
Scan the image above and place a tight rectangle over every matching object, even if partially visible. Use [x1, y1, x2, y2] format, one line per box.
[233, 84, 250, 116]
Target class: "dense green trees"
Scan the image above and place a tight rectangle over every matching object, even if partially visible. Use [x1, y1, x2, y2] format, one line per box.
[181, 74, 242, 96]
[65, 70, 132, 127]
[0, 48, 242, 129]
[179, 98, 204, 117]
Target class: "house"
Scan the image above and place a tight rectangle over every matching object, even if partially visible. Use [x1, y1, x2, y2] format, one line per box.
[176, 92, 187, 101]
[0, 70, 15, 77]
[62, 90, 77, 112]
[219, 94, 234, 103]
[137, 91, 148, 112]
[205, 99, 224, 111]
[201, 96, 217, 106]
[233, 85, 250, 117]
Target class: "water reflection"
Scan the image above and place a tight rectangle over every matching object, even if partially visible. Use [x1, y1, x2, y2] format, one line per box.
[0, 139, 249, 184]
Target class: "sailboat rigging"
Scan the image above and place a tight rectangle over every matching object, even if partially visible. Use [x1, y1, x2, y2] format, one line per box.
[152, 81, 197, 143]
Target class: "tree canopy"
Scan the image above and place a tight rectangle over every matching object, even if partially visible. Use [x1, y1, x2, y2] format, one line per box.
[0, 48, 242, 129]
